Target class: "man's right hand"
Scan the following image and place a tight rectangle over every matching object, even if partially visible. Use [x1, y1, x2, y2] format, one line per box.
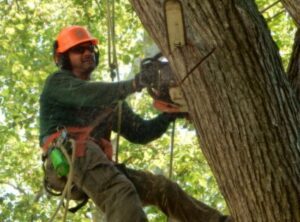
[134, 59, 159, 91]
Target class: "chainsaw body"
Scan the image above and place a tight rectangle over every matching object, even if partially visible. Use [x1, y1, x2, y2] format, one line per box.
[140, 53, 188, 113]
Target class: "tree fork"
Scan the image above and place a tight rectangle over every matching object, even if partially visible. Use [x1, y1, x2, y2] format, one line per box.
[130, 0, 300, 221]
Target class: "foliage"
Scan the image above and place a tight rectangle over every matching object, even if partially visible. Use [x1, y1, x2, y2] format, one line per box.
[257, 0, 296, 67]
[0, 0, 296, 221]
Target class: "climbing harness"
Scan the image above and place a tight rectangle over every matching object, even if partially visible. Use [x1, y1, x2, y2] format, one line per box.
[47, 139, 77, 222]
[43, 108, 114, 221]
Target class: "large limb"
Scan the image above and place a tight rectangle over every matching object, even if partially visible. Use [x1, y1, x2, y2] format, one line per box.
[287, 29, 300, 101]
[280, 0, 300, 26]
[280, 0, 300, 100]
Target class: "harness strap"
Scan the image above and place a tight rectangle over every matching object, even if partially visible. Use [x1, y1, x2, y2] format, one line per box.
[67, 197, 89, 213]
[99, 138, 113, 161]
[42, 126, 113, 160]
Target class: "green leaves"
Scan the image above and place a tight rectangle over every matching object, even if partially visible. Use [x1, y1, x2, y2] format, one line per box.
[0, 0, 296, 221]
[257, 0, 296, 68]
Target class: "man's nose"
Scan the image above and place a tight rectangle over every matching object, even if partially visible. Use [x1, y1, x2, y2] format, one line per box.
[83, 48, 93, 55]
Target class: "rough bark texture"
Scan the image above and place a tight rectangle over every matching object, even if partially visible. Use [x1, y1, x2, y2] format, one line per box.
[130, 0, 300, 222]
[282, 0, 300, 101]
[281, 0, 300, 26]
[287, 29, 300, 101]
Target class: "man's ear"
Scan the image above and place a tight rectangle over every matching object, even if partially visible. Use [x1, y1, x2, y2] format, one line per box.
[54, 52, 60, 67]
[53, 41, 60, 67]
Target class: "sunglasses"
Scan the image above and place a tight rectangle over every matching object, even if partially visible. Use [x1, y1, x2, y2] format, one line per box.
[70, 45, 96, 54]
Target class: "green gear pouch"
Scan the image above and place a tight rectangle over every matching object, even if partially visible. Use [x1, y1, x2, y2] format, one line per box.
[42, 151, 89, 213]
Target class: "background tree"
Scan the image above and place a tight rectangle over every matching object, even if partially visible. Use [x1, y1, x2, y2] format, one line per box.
[0, 0, 298, 221]
[130, 0, 300, 221]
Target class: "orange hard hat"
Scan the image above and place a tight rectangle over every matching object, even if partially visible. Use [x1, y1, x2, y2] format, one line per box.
[56, 26, 98, 53]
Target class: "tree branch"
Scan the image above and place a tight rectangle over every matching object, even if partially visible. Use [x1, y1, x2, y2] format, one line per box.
[0, 180, 27, 195]
[280, 0, 300, 101]
[260, 0, 281, 14]
[33, 186, 44, 203]
[265, 9, 285, 22]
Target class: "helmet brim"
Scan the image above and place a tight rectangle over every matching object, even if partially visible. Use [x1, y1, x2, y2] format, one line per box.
[57, 38, 98, 53]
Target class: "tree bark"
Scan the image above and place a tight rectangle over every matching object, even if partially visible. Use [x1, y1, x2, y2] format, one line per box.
[280, 0, 300, 26]
[287, 29, 300, 101]
[130, 0, 300, 222]
[281, 0, 300, 101]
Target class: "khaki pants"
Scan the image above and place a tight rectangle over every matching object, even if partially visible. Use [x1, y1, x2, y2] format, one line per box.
[44, 140, 225, 222]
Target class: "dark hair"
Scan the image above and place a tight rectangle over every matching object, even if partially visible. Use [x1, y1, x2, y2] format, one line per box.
[52, 41, 99, 70]
[53, 41, 72, 70]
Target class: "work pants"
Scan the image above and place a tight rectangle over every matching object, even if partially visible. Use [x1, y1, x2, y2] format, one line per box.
[126, 168, 225, 222]
[44, 140, 226, 222]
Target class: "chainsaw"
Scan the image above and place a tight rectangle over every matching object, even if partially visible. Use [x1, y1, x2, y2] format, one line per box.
[140, 53, 188, 113]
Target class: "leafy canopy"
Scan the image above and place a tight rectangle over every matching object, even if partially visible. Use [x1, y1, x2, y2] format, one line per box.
[0, 0, 295, 221]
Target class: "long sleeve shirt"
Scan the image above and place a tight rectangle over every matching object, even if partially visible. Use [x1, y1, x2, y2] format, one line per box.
[39, 69, 173, 146]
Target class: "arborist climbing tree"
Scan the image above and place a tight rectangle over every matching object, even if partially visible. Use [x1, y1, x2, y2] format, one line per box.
[39, 25, 232, 222]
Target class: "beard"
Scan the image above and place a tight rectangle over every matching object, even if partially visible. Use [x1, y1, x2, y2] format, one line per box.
[80, 56, 96, 79]
[69, 52, 98, 80]
[83, 59, 96, 72]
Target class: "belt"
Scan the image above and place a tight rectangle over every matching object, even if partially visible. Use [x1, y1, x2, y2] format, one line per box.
[42, 127, 113, 160]
[42, 127, 93, 157]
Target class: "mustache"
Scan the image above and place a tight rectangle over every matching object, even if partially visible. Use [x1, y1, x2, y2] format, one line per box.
[82, 55, 95, 62]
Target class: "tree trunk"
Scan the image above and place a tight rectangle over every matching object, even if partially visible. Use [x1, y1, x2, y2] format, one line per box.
[281, 0, 300, 101]
[130, 0, 300, 222]
[287, 29, 300, 101]
[281, 0, 300, 26]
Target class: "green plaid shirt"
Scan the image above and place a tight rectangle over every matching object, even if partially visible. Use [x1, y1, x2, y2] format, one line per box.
[39, 69, 172, 146]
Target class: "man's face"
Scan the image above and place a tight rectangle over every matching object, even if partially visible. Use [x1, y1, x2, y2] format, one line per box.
[68, 42, 97, 80]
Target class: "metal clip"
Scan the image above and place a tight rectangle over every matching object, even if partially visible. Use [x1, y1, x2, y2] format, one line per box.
[55, 129, 68, 147]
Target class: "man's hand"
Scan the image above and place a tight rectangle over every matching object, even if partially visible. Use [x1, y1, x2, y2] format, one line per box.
[134, 59, 160, 91]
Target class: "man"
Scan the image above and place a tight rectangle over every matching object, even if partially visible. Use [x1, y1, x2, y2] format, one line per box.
[40, 25, 230, 222]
